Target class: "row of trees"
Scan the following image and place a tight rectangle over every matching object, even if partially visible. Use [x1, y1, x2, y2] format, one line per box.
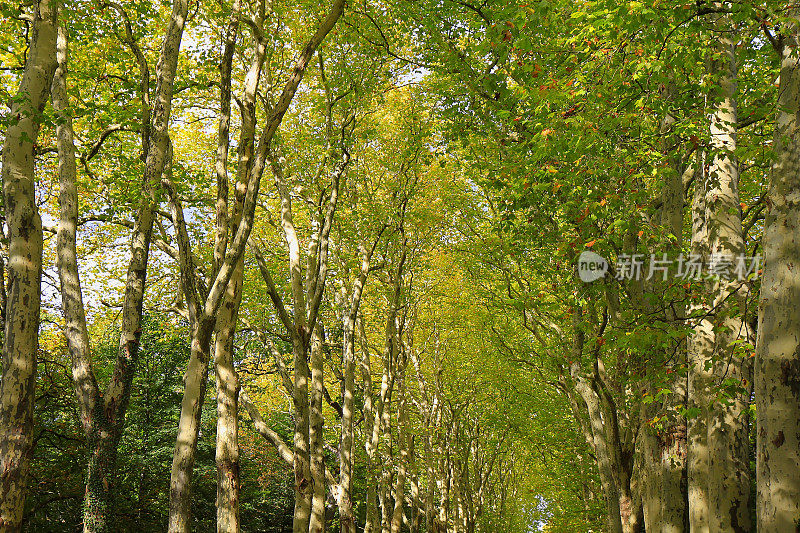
[420, 0, 800, 530]
[2, 0, 538, 530]
[1, 0, 799, 531]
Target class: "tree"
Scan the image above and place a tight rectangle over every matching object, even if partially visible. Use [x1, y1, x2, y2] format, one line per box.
[164, 1, 345, 530]
[0, 1, 58, 529]
[755, 13, 800, 532]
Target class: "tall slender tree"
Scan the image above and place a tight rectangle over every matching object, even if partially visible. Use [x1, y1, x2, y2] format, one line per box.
[703, 9, 751, 530]
[165, 2, 345, 530]
[0, 1, 58, 529]
[755, 15, 800, 532]
[52, 0, 190, 528]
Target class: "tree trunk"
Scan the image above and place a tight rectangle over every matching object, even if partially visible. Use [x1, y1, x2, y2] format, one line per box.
[570, 312, 623, 533]
[703, 11, 752, 530]
[52, 22, 107, 532]
[424, 440, 436, 533]
[687, 147, 713, 533]
[165, 3, 344, 530]
[365, 309, 399, 533]
[361, 318, 383, 533]
[292, 335, 313, 533]
[168, 324, 214, 533]
[309, 326, 326, 533]
[339, 244, 374, 533]
[379, 465, 391, 533]
[214, 3, 242, 531]
[364, 476, 379, 533]
[338, 323, 357, 533]
[568, 301, 641, 533]
[110, 3, 191, 533]
[660, 422, 688, 533]
[755, 19, 800, 532]
[653, 82, 689, 533]
[576, 381, 623, 533]
[162, 163, 221, 533]
[0, 1, 58, 529]
[53, 13, 183, 528]
[408, 432, 422, 533]
[214, 260, 243, 533]
[82, 433, 121, 533]
[390, 379, 408, 533]
[640, 428, 662, 531]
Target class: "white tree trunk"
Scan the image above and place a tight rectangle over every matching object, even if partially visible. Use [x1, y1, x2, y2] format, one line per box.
[0, 1, 57, 529]
[704, 10, 752, 530]
[687, 149, 713, 533]
[755, 20, 800, 532]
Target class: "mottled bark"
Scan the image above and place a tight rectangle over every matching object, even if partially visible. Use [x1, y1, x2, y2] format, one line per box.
[366, 263, 405, 533]
[361, 316, 385, 533]
[214, 4, 246, 530]
[167, 320, 214, 533]
[164, 129, 216, 533]
[687, 149, 713, 533]
[309, 326, 326, 533]
[657, 91, 690, 533]
[573, 378, 623, 533]
[567, 302, 642, 533]
[569, 315, 622, 533]
[378, 464, 391, 533]
[0, 1, 58, 529]
[755, 20, 800, 532]
[338, 324, 358, 533]
[214, 259, 243, 533]
[703, 10, 751, 530]
[53, 25, 108, 533]
[271, 152, 313, 533]
[164, 129, 238, 533]
[408, 436, 423, 533]
[423, 433, 437, 533]
[58, 0, 187, 529]
[641, 94, 690, 533]
[213, 0, 239, 275]
[252, 6, 346, 528]
[640, 428, 663, 531]
[260, 151, 343, 533]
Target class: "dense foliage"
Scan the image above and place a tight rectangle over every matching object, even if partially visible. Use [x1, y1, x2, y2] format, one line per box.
[1, 0, 799, 532]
